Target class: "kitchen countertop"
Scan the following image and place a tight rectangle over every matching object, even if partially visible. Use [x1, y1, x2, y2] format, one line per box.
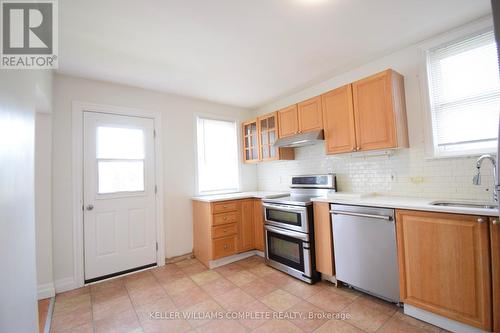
[312, 193, 499, 217]
[192, 191, 289, 203]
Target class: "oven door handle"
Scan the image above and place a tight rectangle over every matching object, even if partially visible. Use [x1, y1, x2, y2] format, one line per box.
[264, 224, 309, 241]
[262, 202, 307, 213]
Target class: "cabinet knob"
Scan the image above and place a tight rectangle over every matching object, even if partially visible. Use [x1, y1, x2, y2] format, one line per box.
[352, 147, 356, 152]
[223, 229, 227, 233]
[223, 244, 228, 249]
[223, 205, 227, 208]
[223, 217, 227, 220]
[477, 217, 486, 224]
[356, 146, 361, 151]
[492, 218, 499, 225]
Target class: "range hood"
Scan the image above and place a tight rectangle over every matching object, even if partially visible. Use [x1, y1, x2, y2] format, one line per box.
[273, 130, 324, 148]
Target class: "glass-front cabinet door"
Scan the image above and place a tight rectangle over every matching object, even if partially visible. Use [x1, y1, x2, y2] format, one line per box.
[258, 112, 279, 161]
[242, 119, 259, 163]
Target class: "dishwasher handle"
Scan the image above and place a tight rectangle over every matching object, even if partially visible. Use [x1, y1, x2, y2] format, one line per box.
[330, 210, 393, 221]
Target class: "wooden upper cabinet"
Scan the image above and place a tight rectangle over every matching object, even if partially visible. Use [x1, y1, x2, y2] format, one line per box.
[322, 84, 357, 154]
[396, 210, 492, 331]
[258, 112, 280, 161]
[278, 105, 299, 138]
[297, 96, 323, 133]
[242, 120, 259, 163]
[352, 69, 408, 151]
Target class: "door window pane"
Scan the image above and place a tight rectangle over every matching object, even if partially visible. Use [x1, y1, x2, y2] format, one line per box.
[98, 161, 144, 194]
[97, 126, 144, 159]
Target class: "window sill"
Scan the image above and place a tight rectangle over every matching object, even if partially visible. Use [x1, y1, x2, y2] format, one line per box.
[425, 148, 497, 160]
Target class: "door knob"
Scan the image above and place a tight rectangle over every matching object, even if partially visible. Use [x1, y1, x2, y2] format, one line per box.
[86, 204, 94, 211]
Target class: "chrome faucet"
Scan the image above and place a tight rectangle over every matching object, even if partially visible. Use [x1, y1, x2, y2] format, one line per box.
[473, 154, 498, 202]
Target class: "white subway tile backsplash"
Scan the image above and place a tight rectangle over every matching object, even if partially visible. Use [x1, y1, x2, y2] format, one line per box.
[256, 143, 494, 202]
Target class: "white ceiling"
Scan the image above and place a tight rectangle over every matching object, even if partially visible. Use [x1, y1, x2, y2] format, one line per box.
[58, 0, 492, 108]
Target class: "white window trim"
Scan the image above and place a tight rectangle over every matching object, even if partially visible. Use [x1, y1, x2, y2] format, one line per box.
[418, 15, 496, 159]
[193, 113, 242, 196]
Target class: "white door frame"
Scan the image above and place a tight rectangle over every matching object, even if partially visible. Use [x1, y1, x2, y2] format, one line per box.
[72, 101, 165, 288]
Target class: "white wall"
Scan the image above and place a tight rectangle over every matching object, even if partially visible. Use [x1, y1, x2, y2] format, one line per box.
[0, 70, 52, 333]
[52, 74, 256, 288]
[35, 113, 55, 299]
[253, 18, 495, 202]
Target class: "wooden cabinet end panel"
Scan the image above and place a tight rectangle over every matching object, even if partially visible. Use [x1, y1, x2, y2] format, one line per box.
[490, 217, 500, 333]
[313, 202, 334, 276]
[395, 209, 492, 331]
[253, 199, 265, 251]
[192, 200, 212, 267]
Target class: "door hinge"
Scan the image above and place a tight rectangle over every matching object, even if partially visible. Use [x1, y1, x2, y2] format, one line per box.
[82, 205, 84, 211]
[156, 242, 158, 251]
[155, 185, 158, 194]
[153, 130, 156, 139]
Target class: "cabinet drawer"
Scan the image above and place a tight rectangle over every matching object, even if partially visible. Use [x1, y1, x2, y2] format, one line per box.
[212, 201, 238, 214]
[212, 223, 237, 239]
[213, 212, 238, 226]
[212, 236, 236, 259]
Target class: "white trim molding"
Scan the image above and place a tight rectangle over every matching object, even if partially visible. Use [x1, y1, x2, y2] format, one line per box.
[208, 250, 262, 269]
[54, 277, 77, 294]
[37, 282, 55, 299]
[71, 101, 166, 289]
[404, 304, 490, 333]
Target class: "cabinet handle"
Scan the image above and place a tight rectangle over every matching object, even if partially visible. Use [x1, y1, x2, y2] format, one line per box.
[492, 218, 499, 225]
[223, 244, 228, 249]
[223, 205, 227, 208]
[223, 217, 227, 220]
[477, 217, 486, 224]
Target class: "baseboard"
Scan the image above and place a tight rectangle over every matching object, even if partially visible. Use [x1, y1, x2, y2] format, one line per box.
[254, 250, 265, 258]
[166, 252, 194, 264]
[321, 274, 337, 285]
[37, 282, 55, 299]
[404, 304, 490, 333]
[208, 250, 261, 269]
[54, 277, 77, 294]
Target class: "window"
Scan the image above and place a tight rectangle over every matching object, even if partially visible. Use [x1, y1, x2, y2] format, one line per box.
[96, 126, 145, 194]
[426, 29, 500, 157]
[196, 117, 239, 194]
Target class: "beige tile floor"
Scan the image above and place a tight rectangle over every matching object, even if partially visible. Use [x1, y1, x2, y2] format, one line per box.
[50, 256, 449, 333]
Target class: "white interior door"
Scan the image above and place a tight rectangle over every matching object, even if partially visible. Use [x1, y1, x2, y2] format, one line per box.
[83, 111, 157, 281]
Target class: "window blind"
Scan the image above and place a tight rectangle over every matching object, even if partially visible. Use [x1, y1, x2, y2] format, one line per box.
[427, 29, 500, 155]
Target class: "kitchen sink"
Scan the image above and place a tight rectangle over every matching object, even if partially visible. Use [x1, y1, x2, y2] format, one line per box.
[430, 201, 498, 209]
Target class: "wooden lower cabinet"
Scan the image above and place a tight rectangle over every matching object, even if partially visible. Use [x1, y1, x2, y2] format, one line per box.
[193, 198, 266, 267]
[313, 202, 334, 276]
[396, 210, 492, 331]
[238, 200, 255, 252]
[490, 217, 500, 333]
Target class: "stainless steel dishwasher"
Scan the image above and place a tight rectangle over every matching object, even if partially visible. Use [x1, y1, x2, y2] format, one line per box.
[330, 204, 400, 303]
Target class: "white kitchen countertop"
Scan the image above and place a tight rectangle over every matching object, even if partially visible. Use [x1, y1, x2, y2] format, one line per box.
[192, 191, 289, 203]
[312, 193, 499, 217]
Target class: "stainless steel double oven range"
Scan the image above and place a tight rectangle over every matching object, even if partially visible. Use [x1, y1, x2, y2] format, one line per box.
[262, 174, 336, 284]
